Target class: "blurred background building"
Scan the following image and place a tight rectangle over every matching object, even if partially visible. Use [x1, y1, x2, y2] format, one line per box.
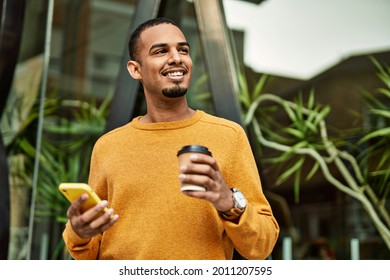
[0, 0, 389, 259]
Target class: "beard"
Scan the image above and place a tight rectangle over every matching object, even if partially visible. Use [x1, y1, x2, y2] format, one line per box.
[162, 85, 187, 98]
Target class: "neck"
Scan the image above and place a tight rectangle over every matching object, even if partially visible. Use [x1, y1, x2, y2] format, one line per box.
[140, 98, 195, 123]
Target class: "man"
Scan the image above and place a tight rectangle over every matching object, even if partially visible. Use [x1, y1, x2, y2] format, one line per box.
[63, 17, 279, 260]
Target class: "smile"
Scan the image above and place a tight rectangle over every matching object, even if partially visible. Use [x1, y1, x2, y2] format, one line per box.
[166, 71, 184, 77]
[162, 67, 187, 77]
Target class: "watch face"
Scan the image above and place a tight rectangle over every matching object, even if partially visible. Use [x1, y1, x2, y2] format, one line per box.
[233, 189, 247, 209]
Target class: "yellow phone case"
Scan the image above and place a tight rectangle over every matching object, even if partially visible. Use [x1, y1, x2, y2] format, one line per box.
[58, 183, 104, 213]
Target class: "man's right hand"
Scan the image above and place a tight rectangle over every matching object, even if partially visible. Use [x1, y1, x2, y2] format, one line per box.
[67, 193, 119, 239]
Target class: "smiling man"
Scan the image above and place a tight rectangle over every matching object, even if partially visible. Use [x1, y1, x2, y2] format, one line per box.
[62, 17, 279, 260]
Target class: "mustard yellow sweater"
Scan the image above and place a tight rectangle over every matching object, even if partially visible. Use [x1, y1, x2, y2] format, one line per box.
[63, 110, 279, 259]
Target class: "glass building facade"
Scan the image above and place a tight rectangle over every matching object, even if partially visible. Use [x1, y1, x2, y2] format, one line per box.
[0, 0, 389, 259]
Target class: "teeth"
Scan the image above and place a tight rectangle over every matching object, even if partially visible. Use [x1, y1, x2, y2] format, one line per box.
[167, 72, 183, 77]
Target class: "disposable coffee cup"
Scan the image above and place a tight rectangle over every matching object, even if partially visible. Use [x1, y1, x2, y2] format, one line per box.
[177, 145, 212, 192]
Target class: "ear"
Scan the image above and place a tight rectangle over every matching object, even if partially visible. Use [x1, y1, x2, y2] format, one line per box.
[127, 60, 142, 80]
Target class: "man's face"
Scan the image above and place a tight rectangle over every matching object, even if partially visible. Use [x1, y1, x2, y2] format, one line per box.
[134, 23, 193, 99]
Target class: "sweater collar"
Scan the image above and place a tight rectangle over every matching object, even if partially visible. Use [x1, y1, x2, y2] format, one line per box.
[131, 110, 203, 130]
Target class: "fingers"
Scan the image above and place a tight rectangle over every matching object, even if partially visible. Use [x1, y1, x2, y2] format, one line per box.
[82, 200, 109, 222]
[182, 189, 220, 200]
[88, 208, 119, 232]
[182, 185, 234, 212]
[70, 207, 119, 239]
[179, 172, 215, 189]
[95, 211, 119, 233]
[67, 194, 119, 239]
[179, 153, 234, 211]
[66, 193, 89, 218]
[179, 154, 222, 192]
[187, 154, 220, 171]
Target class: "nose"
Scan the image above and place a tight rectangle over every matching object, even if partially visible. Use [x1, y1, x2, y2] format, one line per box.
[168, 49, 182, 64]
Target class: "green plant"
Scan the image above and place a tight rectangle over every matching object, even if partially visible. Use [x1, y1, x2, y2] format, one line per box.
[1, 75, 49, 259]
[239, 59, 390, 251]
[357, 56, 390, 204]
[3, 86, 111, 259]
[33, 93, 111, 259]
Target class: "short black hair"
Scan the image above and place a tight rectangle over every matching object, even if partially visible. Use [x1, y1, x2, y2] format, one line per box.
[128, 17, 179, 62]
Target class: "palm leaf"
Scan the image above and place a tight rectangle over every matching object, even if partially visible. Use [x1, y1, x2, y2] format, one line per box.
[358, 127, 390, 144]
[276, 157, 305, 186]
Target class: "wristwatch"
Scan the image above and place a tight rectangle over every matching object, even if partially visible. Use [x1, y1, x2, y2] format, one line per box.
[220, 188, 247, 220]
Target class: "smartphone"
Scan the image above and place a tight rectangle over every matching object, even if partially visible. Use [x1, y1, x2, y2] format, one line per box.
[58, 183, 107, 214]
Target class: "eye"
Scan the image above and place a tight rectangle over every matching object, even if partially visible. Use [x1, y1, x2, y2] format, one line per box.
[178, 47, 189, 54]
[154, 49, 167, 55]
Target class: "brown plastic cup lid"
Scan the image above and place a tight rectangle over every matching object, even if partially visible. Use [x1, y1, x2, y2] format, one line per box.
[177, 145, 212, 157]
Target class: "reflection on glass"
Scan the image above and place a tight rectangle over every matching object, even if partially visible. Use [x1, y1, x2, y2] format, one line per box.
[4, 0, 137, 259]
[223, 0, 390, 260]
